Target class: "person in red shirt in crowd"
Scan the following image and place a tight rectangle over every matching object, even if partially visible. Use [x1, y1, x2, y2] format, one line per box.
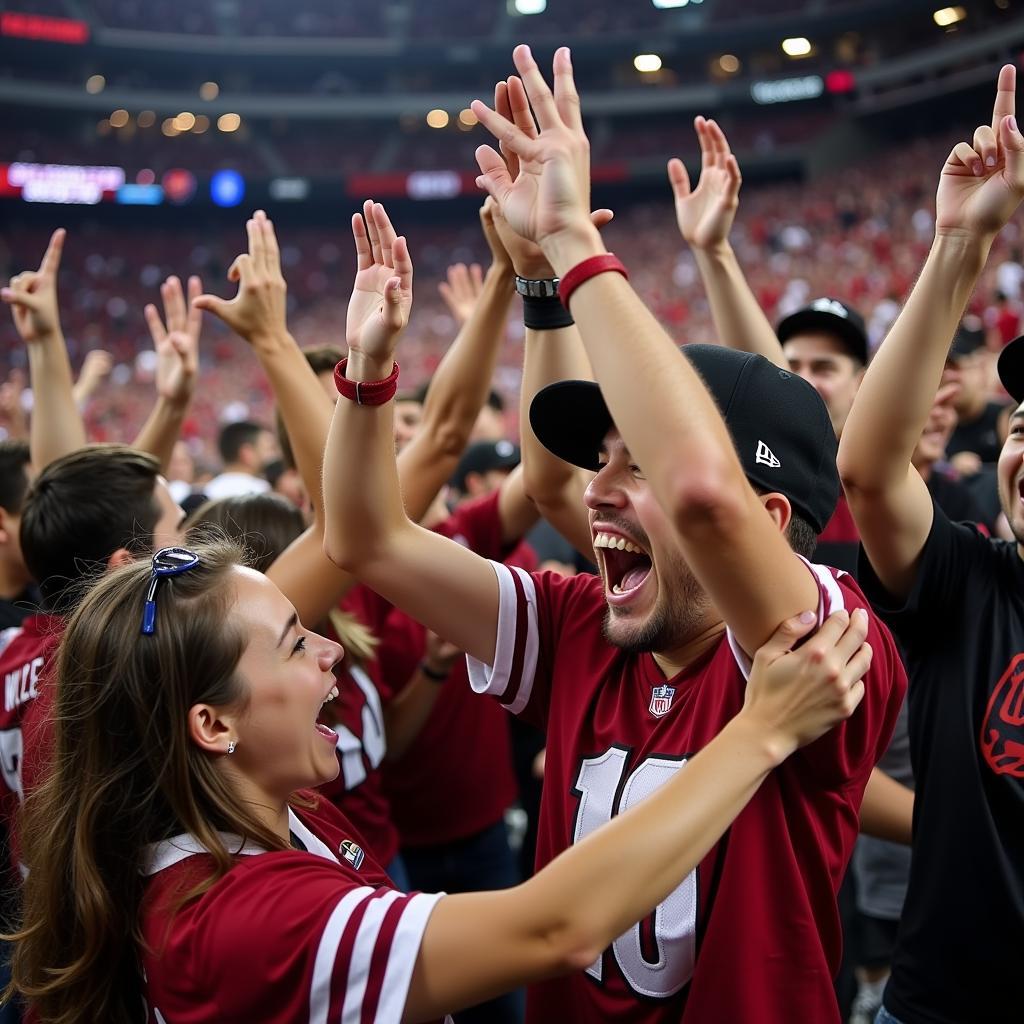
[3, 534, 870, 1024]
[324, 50, 906, 1024]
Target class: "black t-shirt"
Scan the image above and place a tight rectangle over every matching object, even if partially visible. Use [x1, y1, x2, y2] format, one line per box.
[858, 503, 1024, 1023]
[946, 400, 1006, 464]
[0, 585, 40, 631]
[926, 468, 989, 531]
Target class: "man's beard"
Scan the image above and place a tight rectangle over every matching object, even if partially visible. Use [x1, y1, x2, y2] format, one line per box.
[601, 559, 710, 655]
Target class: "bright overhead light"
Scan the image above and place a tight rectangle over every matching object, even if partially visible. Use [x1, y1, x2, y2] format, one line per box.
[426, 108, 450, 128]
[138, 110, 156, 128]
[458, 108, 478, 127]
[634, 53, 663, 73]
[781, 37, 812, 57]
[511, 0, 546, 13]
[109, 109, 130, 128]
[173, 112, 196, 132]
[193, 114, 210, 134]
[719, 54, 740, 73]
[162, 118, 179, 137]
[217, 113, 241, 133]
[85, 74, 105, 94]
[652, 0, 688, 7]
[933, 6, 966, 26]
[199, 81, 219, 101]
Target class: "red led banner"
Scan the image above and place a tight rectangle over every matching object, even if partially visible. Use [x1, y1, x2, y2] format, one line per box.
[1, 12, 89, 45]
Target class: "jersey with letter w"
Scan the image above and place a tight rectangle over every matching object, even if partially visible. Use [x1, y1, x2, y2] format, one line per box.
[467, 561, 905, 1023]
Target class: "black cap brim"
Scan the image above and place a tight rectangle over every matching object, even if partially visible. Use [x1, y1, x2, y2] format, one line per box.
[529, 380, 611, 472]
[777, 309, 868, 366]
[998, 335, 1024, 405]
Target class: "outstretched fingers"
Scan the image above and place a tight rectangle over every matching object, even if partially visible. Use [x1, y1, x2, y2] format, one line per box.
[474, 144, 517, 204]
[363, 198, 383, 266]
[471, 99, 543, 165]
[39, 227, 65, 277]
[511, 44, 561, 132]
[552, 46, 583, 132]
[351, 211, 374, 272]
[667, 157, 692, 199]
[992, 63, 1016, 135]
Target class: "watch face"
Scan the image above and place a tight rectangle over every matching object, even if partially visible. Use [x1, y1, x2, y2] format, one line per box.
[516, 277, 559, 298]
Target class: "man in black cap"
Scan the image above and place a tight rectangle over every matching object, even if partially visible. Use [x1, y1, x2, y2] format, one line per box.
[325, 48, 904, 1024]
[838, 63, 1024, 1024]
[449, 439, 521, 500]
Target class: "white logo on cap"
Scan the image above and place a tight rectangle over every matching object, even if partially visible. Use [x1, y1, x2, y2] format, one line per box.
[811, 297, 849, 319]
[755, 441, 781, 468]
[495, 440, 516, 458]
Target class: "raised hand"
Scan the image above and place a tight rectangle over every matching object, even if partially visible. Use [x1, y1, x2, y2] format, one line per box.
[936, 65, 1024, 240]
[438, 262, 484, 326]
[193, 210, 287, 345]
[669, 116, 742, 252]
[742, 608, 871, 758]
[346, 200, 413, 369]
[144, 275, 201, 406]
[472, 45, 594, 258]
[71, 349, 113, 407]
[1, 228, 66, 344]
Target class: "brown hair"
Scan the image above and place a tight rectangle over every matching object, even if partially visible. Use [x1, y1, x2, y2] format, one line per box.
[185, 491, 378, 664]
[20, 444, 163, 614]
[2, 539, 290, 1024]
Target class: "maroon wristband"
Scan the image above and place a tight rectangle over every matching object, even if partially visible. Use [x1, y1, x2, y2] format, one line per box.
[334, 358, 400, 406]
[557, 253, 629, 309]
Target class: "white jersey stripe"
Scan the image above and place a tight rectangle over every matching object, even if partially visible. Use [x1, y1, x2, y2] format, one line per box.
[503, 566, 540, 717]
[341, 889, 405, 1024]
[308, 885, 377, 1024]
[726, 558, 844, 679]
[374, 892, 446, 1024]
[466, 561, 539, 717]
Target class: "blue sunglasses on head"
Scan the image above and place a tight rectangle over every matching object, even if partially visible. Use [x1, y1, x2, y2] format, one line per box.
[141, 546, 201, 635]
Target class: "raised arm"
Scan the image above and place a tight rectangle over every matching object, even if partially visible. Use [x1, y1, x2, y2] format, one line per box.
[71, 349, 112, 409]
[397, 198, 516, 520]
[838, 65, 1024, 599]
[133, 275, 200, 472]
[404, 608, 870, 1021]
[472, 47, 817, 654]
[670, 117, 786, 366]
[1, 229, 88, 467]
[323, 202, 501, 664]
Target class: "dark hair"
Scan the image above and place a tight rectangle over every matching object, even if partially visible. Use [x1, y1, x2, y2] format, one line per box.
[185, 493, 304, 574]
[0, 440, 31, 515]
[20, 445, 163, 614]
[217, 420, 268, 465]
[486, 389, 505, 413]
[4, 539, 290, 1024]
[277, 345, 344, 471]
[752, 485, 819, 559]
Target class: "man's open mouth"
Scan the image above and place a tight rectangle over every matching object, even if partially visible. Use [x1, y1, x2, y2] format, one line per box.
[593, 530, 653, 599]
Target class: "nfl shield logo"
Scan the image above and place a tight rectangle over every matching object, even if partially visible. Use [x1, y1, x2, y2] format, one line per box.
[339, 839, 365, 870]
[649, 684, 676, 718]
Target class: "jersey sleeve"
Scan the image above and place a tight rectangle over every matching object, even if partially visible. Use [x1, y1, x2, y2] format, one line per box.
[185, 857, 444, 1024]
[726, 557, 907, 788]
[857, 498, 994, 649]
[464, 562, 585, 730]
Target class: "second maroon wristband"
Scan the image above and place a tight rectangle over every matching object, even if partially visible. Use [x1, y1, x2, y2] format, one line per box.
[557, 253, 629, 309]
[334, 358, 400, 406]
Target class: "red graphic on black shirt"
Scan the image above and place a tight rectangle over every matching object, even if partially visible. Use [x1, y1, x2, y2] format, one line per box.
[981, 654, 1024, 777]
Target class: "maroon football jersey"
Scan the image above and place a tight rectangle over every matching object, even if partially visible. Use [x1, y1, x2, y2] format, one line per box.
[0, 614, 62, 875]
[141, 796, 449, 1024]
[379, 490, 528, 847]
[318, 586, 400, 867]
[466, 559, 906, 1023]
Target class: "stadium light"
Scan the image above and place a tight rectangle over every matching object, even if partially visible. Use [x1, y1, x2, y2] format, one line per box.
[511, 0, 546, 14]
[199, 81, 219, 101]
[85, 74, 105, 94]
[933, 7, 966, 26]
[210, 170, 245, 208]
[138, 110, 156, 128]
[652, 0, 688, 7]
[718, 54, 740, 74]
[217, 113, 241, 133]
[634, 54, 663, 73]
[781, 37, 812, 58]
[193, 114, 210, 134]
[161, 118, 179, 137]
[109, 109, 129, 129]
[458, 108, 478, 128]
[173, 112, 196, 132]
[426, 109, 449, 129]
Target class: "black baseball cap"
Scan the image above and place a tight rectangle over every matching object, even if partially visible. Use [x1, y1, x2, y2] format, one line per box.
[529, 345, 839, 533]
[998, 335, 1024, 405]
[450, 439, 520, 493]
[776, 297, 869, 366]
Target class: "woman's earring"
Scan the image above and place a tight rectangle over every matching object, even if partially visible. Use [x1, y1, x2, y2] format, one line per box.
[227, 740, 236, 755]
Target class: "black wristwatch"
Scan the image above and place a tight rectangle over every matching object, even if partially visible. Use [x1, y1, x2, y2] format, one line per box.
[515, 276, 560, 299]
